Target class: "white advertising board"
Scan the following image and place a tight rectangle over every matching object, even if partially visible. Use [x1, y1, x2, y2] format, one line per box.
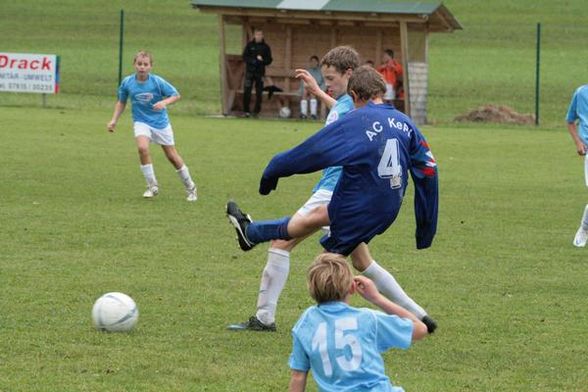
[0, 52, 59, 94]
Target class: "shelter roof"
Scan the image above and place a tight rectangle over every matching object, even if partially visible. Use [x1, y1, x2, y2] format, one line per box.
[192, 0, 462, 32]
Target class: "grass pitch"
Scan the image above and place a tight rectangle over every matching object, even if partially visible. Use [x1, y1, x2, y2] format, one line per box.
[1, 0, 588, 390]
[0, 106, 587, 391]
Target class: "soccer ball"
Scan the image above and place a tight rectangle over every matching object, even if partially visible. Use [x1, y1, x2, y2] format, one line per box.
[92, 292, 139, 332]
[279, 106, 291, 118]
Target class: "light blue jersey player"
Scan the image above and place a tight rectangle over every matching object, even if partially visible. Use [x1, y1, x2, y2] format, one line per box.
[288, 254, 428, 392]
[118, 72, 178, 130]
[107, 50, 197, 201]
[227, 46, 360, 332]
[566, 84, 588, 246]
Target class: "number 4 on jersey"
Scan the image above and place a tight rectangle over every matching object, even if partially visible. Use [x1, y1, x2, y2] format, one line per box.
[377, 138, 402, 189]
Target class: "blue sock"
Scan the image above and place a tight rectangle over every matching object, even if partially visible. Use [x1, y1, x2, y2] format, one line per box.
[246, 217, 291, 244]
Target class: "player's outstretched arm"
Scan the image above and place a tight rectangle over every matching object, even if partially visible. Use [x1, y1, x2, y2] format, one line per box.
[107, 101, 126, 132]
[295, 68, 336, 109]
[354, 276, 428, 340]
[259, 118, 353, 195]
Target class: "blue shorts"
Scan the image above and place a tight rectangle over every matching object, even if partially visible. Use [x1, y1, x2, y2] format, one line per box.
[319, 213, 398, 256]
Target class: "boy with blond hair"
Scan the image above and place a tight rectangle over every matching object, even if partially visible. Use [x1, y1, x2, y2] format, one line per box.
[288, 253, 427, 392]
[107, 50, 197, 201]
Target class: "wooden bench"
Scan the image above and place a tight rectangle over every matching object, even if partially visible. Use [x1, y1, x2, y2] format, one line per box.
[223, 56, 326, 118]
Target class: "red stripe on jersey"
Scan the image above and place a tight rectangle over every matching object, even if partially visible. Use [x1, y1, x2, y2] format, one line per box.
[422, 167, 437, 177]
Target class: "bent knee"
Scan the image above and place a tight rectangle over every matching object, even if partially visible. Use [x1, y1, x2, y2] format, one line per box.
[137, 145, 150, 156]
[270, 238, 299, 252]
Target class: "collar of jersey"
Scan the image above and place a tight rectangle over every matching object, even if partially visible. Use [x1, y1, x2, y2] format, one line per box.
[317, 301, 350, 311]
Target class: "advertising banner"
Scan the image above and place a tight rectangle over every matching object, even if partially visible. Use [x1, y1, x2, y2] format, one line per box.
[0, 52, 60, 94]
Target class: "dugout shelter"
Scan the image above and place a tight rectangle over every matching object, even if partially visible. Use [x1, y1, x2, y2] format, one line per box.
[192, 0, 461, 124]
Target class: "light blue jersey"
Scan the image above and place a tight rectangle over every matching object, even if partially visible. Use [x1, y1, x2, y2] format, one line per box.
[567, 85, 588, 145]
[289, 302, 413, 392]
[118, 73, 179, 129]
[312, 94, 355, 193]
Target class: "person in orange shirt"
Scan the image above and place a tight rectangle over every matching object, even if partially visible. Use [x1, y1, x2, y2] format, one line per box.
[377, 49, 403, 104]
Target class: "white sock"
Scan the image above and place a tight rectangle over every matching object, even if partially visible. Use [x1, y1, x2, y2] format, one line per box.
[300, 99, 308, 116]
[140, 164, 158, 187]
[310, 98, 318, 116]
[176, 165, 195, 190]
[362, 260, 427, 319]
[581, 204, 588, 231]
[256, 248, 290, 325]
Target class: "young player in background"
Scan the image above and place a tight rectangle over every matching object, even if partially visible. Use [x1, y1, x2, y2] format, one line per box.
[377, 49, 403, 105]
[227, 61, 437, 333]
[107, 50, 197, 202]
[288, 253, 427, 392]
[298, 55, 325, 119]
[566, 84, 588, 247]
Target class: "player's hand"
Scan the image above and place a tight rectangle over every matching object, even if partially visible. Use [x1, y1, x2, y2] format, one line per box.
[354, 276, 381, 303]
[153, 101, 167, 111]
[295, 69, 321, 95]
[107, 121, 116, 132]
[576, 141, 587, 156]
[259, 176, 278, 195]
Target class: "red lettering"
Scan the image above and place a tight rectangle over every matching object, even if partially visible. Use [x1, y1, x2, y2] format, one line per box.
[42, 57, 51, 70]
[0, 54, 54, 70]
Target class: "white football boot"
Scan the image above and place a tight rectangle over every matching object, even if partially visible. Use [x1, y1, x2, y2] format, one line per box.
[186, 184, 198, 202]
[143, 185, 159, 198]
[573, 227, 588, 247]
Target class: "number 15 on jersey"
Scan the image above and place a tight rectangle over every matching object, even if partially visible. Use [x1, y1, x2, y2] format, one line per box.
[311, 317, 363, 378]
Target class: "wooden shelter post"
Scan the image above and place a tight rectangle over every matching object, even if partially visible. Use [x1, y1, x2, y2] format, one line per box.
[218, 14, 228, 114]
[285, 25, 292, 92]
[399, 21, 411, 117]
[375, 30, 382, 68]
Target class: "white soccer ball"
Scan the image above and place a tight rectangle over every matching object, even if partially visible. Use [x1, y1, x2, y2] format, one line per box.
[279, 106, 291, 118]
[92, 292, 139, 332]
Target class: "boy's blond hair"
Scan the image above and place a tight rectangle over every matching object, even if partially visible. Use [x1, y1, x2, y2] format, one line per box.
[133, 50, 153, 64]
[320, 46, 360, 74]
[348, 65, 387, 101]
[307, 253, 353, 303]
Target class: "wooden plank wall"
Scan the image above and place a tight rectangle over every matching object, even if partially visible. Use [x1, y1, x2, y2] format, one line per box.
[259, 24, 403, 75]
[230, 21, 418, 119]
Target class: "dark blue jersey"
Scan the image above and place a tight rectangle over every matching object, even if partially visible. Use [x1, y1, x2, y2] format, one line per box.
[260, 102, 438, 255]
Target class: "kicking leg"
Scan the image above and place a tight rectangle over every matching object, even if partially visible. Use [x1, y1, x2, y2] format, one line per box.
[226, 202, 329, 250]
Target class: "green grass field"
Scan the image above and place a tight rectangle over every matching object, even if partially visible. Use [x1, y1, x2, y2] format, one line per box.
[1, 1, 588, 391]
[1, 106, 587, 391]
